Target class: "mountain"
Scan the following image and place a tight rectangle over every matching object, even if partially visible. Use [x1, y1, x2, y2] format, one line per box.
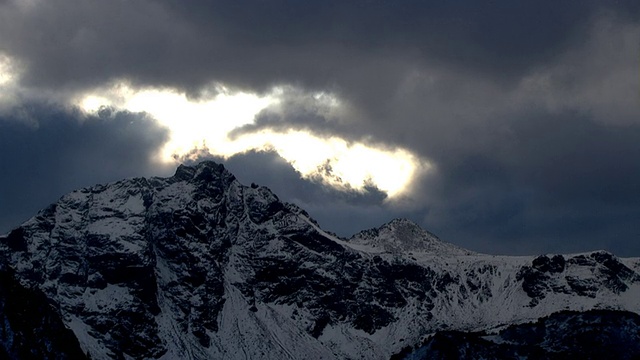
[0, 161, 639, 359]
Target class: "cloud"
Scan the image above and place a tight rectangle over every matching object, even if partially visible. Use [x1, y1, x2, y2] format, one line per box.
[418, 108, 640, 255]
[0, 0, 630, 94]
[0, 0, 639, 256]
[0, 103, 171, 233]
[72, 82, 427, 198]
[514, 14, 640, 126]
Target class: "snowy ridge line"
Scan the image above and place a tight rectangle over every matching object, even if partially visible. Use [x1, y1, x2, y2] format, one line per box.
[0, 161, 639, 359]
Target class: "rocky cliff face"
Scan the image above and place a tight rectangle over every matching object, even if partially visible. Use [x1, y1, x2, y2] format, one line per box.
[0, 161, 639, 359]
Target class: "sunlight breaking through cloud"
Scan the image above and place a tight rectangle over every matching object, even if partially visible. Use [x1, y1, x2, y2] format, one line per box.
[77, 82, 427, 198]
[0, 54, 20, 110]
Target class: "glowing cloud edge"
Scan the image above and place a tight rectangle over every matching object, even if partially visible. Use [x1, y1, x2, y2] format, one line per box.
[75, 82, 428, 199]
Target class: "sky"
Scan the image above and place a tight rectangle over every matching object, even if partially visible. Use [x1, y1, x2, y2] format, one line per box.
[0, 0, 639, 256]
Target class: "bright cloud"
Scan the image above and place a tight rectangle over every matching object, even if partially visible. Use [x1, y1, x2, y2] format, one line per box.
[218, 129, 424, 197]
[0, 54, 20, 110]
[77, 82, 427, 198]
[0, 56, 13, 85]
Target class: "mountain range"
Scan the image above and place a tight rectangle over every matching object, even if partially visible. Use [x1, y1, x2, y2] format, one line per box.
[0, 161, 638, 359]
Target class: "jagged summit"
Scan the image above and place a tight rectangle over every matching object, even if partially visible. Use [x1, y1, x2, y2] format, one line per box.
[348, 217, 473, 255]
[0, 160, 639, 360]
[173, 160, 233, 181]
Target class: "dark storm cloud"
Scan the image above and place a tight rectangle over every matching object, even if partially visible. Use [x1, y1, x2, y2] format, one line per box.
[0, 104, 172, 233]
[229, 88, 350, 140]
[0, 0, 627, 93]
[420, 111, 640, 255]
[0, 0, 639, 255]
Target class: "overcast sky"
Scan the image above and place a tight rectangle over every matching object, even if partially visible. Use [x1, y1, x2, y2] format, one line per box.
[1, 0, 639, 256]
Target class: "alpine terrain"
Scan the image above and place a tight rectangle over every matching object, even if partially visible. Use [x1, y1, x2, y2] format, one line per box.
[0, 161, 639, 359]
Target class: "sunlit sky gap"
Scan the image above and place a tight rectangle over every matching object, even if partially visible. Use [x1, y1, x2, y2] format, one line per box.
[0, 52, 425, 199]
[77, 82, 426, 198]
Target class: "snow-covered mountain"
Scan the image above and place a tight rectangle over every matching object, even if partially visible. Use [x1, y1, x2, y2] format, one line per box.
[0, 161, 639, 359]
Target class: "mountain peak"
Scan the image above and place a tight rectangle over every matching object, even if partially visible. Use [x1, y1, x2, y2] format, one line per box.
[173, 160, 235, 182]
[349, 217, 472, 255]
[173, 163, 196, 180]
[382, 217, 423, 231]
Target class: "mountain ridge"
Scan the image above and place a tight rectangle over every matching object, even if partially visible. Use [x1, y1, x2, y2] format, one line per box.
[347, 217, 474, 256]
[0, 160, 638, 359]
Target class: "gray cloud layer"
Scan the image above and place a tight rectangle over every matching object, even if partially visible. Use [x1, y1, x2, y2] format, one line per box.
[0, 1, 639, 255]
